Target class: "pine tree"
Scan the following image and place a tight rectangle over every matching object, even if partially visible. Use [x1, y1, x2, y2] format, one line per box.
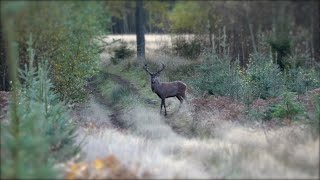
[1, 35, 79, 179]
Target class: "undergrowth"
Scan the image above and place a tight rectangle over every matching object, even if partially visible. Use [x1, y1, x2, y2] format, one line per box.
[1, 41, 79, 179]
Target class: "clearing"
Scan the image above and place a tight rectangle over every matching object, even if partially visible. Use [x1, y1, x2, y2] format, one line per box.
[65, 34, 319, 179]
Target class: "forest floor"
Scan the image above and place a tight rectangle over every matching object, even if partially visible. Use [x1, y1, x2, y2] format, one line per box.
[61, 35, 319, 179]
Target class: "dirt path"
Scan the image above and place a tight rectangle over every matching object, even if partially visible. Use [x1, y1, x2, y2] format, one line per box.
[84, 70, 158, 129]
[82, 68, 193, 138]
[85, 72, 137, 129]
[103, 72, 139, 93]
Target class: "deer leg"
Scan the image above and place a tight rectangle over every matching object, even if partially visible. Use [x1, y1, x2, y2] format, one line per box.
[163, 99, 167, 116]
[181, 92, 186, 101]
[160, 100, 163, 114]
[176, 95, 183, 108]
[176, 95, 183, 103]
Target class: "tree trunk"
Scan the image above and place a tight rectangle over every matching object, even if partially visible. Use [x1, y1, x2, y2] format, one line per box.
[0, 22, 9, 91]
[313, 0, 320, 62]
[123, 12, 129, 34]
[207, 9, 213, 53]
[136, 0, 145, 60]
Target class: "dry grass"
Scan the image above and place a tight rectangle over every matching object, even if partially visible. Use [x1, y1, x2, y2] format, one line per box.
[71, 97, 114, 130]
[73, 100, 319, 179]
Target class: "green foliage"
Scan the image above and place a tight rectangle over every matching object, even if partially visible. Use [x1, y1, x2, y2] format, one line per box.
[1, 101, 56, 179]
[268, 36, 292, 70]
[166, 63, 196, 82]
[270, 91, 304, 121]
[169, 1, 207, 33]
[144, 1, 172, 31]
[267, 4, 293, 71]
[285, 67, 320, 94]
[190, 54, 243, 99]
[172, 37, 202, 59]
[1, 44, 79, 179]
[242, 53, 285, 100]
[111, 85, 132, 104]
[111, 41, 135, 65]
[5, 1, 110, 101]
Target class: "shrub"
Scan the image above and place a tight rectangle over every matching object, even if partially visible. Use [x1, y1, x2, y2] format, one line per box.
[267, 36, 292, 70]
[190, 54, 243, 99]
[3, 1, 110, 101]
[285, 67, 320, 94]
[110, 41, 135, 65]
[267, 12, 292, 71]
[165, 63, 196, 82]
[270, 91, 304, 121]
[1, 44, 79, 178]
[242, 53, 285, 100]
[172, 37, 202, 59]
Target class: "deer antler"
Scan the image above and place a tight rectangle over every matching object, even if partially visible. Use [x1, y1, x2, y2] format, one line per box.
[143, 63, 153, 75]
[155, 63, 165, 75]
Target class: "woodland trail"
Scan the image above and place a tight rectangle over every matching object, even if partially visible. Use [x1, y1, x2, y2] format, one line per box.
[71, 68, 319, 179]
[82, 69, 192, 136]
[85, 71, 140, 129]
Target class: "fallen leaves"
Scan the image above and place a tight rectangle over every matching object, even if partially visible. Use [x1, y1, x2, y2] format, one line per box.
[64, 154, 150, 179]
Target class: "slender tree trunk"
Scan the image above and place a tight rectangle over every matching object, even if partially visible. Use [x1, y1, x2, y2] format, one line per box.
[218, 28, 221, 56]
[208, 19, 213, 52]
[123, 12, 129, 34]
[0, 22, 9, 91]
[149, 11, 152, 33]
[207, 9, 213, 53]
[313, 0, 320, 62]
[136, 0, 145, 59]
[249, 23, 257, 53]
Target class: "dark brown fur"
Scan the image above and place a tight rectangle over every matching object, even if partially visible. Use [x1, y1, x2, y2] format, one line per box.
[144, 63, 187, 116]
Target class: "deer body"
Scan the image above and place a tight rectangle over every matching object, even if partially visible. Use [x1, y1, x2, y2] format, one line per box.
[152, 81, 186, 98]
[144, 63, 186, 116]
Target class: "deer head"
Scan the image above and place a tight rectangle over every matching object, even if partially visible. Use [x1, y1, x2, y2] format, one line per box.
[143, 63, 165, 84]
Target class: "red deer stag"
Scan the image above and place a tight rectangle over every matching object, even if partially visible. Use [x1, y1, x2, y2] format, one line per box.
[143, 63, 186, 116]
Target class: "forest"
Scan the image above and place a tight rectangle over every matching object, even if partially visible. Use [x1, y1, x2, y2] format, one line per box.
[0, 0, 319, 179]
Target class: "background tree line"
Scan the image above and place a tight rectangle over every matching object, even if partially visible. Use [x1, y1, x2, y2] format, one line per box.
[108, 0, 319, 65]
[1, 0, 319, 97]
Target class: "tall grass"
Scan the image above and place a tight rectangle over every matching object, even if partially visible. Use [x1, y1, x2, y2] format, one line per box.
[76, 104, 319, 179]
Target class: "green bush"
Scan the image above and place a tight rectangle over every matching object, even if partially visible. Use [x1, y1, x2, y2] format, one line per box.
[3, 1, 110, 101]
[285, 67, 320, 94]
[110, 41, 135, 65]
[267, 36, 292, 70]
[270, 91, 304, 121]
[172, 37, 202, 59]
[1, 44, 79, 178]
[188, 52, 289, 110]
[165, 63, 196, 82]
[190, 54, 243, 99]
[267, 11, 292, 71]
[242, 53, 285, 100]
